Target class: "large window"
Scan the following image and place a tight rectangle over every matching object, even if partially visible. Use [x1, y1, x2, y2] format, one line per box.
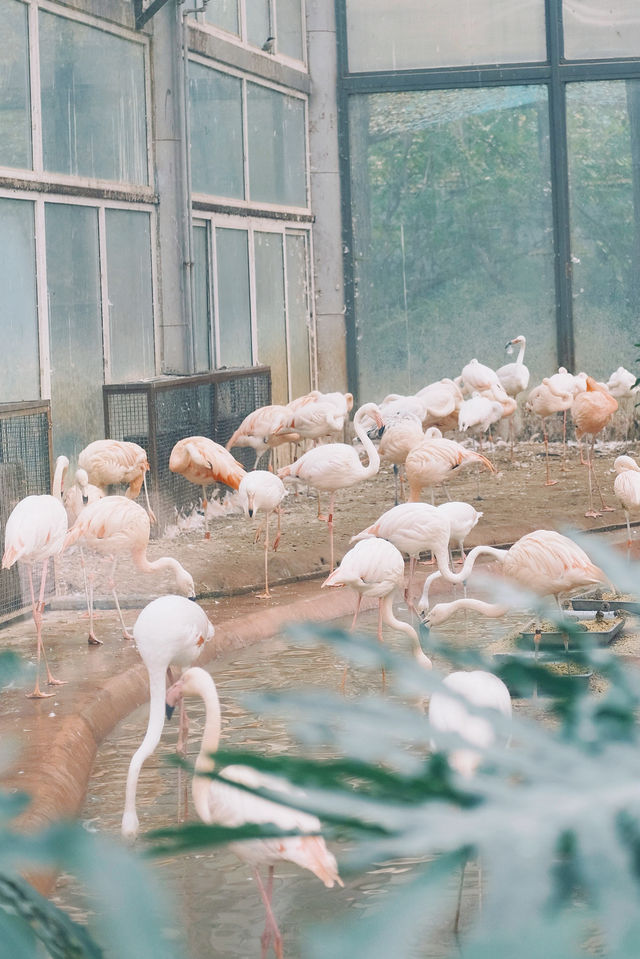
[189, 61, 308, 209]
[567, 80, 640, 376]
[192, 217, 313, 401]
[1, 0, 31, 170]
[204, 0, 306, 63]
[349, 88, 556, 397]
[345, 0, 546, 72]
[39, 11, 148, 184]
[0, 198, 39, 402]
[563, 0, 640, 59]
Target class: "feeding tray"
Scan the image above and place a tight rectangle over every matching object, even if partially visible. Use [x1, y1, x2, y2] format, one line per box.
[570, 589, 640, 616]
[493, 651, 593, 699]
[515, 610, 624, 650]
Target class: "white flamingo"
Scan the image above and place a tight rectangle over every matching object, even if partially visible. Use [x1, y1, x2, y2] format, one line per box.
[613, 455, 640, 547]
[121, 596, 215, 839]
[165, 666, 342, 958]
[238, 471, 287, 597]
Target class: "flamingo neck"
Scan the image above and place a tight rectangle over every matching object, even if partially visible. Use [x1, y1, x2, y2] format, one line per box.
[434, 597, 509, 622]
[52, 457, 67, 500]
[191, 677, 222, 824]
[353, 411, 381, 477]
[434, 543, 507, 586]
[133, 551, 187, 581]
[380, 596, 432, 668]
[515, 340, 526, 365]
[121, 669, 167, 838]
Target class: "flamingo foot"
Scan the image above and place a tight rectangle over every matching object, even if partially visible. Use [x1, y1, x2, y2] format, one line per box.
[599, 505, 615, 513]
[272, 533, 281, 551]
[26, 688, 54, 699]
[585, 509, 601, 518]
[47, 676, 66, 686]
[256, 590, 272, 599]
[122, 629, 135, 641]
[544, 479, 558, 487]
[88, 633, 103, 646]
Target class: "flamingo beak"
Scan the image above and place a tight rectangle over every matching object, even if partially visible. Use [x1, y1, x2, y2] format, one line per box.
[165, 679, 184, 720]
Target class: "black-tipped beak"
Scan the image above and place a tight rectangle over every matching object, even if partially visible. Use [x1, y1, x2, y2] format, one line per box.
[248, 508, 254, 518]
[165, 702, 176, 720]
[188, 595, 197, 602]
[82, 493, 88, 505]
[377, 425, 385, 439]
[418, 618, 430, 642]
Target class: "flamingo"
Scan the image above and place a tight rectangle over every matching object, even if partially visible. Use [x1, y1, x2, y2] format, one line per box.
[418, 529, 607, 649]
[226, 405, 300, 470]
[121, 596, 215, 839]
[606, 366, 639, 437]
[276, 400, 346, 445]
[63, 496, 195, 644]
[613, 455, 640, 547]
[2, 482, 68, 697]
[416, 378, 465, 432]
[457, 392, 505, 448]
[378, 411, 425, 504]
[54, 455, 105, 619]
[571, 377, 618, 517]
[238, 471, 287, 598]
[404, 433, 495, 505]
[322, 537, 432, 677]
[78, 439, 155, 522]
[496, 336, 530, 455]
[277, 402, 384, 571]
[544, 368, 587, 462]
[429, 669, 512, 929]
[525, 380, 573, 485]
[459, 358, 510, 401]
[165, 666, 342, 958]
[169, 436, 246, 538]
[436, 501, 483, 566]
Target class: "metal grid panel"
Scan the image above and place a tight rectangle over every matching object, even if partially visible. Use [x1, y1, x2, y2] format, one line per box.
[0, 404, 53, 620]
[104, 369, 271, 530]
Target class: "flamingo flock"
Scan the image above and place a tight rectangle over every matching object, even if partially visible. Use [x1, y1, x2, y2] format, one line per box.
[3, 338, 640, 957]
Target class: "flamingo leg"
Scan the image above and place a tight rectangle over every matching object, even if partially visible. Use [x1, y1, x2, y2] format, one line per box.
[87, 568, 102, 645]
[254, 867, 283, 959]
[543, 421, 558, 486]
[108, 557, 134, 640]
[625, 510, 633, 550]
[404, 556, 417, 613]
[327, 493, 336, 571]
[377, 599, 386, 690]
[393, 464, 400, 506]
[257, 514, 272, 599]
[272, 507, 282, 551]
[560, 410, 569, 471]
[142, 470, 156, 525]
[202, 485, 210, 540]
[26, 565, 55, 698]
[588, 436, 614, 513]
[453, 857, 468, 936]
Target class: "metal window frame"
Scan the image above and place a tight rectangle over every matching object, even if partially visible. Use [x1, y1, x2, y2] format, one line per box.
[335, 0, 640, 396]
[192, 0, 309, 70]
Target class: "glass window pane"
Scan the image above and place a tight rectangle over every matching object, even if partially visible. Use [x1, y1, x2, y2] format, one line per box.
[46, 203, 103, 460]
[204, 0, 240, 35]
[106, 209, 155, 382]
[0, 0, 31, 170]
[216, 228, 252, 367]
[286, 233, 311, 397]
[255, 232, 288, 403]
[567, 80, 640, 378]
[0, 198, 39, 401]
[345, 0, 546, 72]
[193, 222, 212, 372]
[189, 62, 244, 199]
[247, 84, 306, 206]
[563, 1, 640, 59]
[349, 88, 556, 399]
[276, 0, 304, 61]
[39, 11, 148, 184]
[246, 0, 271, 49]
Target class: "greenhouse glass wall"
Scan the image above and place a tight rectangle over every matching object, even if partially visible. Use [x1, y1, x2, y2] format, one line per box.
[338, 0, 640, 399]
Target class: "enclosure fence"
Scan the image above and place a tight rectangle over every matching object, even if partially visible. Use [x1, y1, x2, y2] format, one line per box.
[103, 368, 271, 532]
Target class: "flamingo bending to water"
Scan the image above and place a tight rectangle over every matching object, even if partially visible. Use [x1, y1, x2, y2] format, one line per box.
[165, 666, 342, 958]
[169, 436, 246, 537]
[63, 496, 195, 643]
[121, 596, 215, 839]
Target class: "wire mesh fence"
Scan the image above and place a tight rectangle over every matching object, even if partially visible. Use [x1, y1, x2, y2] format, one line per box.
[0, 402, 53, 621]
[104, 368, 271, 532]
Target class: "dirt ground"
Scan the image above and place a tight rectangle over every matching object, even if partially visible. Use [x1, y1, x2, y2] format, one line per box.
[53, 435, 639, 606]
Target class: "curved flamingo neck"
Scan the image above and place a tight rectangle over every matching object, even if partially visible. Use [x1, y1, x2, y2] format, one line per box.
[190, 675, 222, 824]
[433, 597, 509, 622]
[353, 410, 381, 478]
[133, 551, 188, 581]
[52, 456, 68, 500]
[433, 543, 508, 587]
[380, 595, 432, 668]
[515, 339, 526, 365]
[122, 669, 167, 838]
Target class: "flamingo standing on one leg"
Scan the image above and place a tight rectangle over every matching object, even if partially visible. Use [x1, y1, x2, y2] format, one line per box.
[277, 403, 384, 571]
[525, 380, 573, 486]
[571, 377, 618, 517]
[78, 439, 156, 522]
[613, 455, 640, 548]
[63, 496, 195, 643]
[496, 335, 530, 458]
[121, 596, 215, 839]
[238, 471, 287, 598]
[165, 666, 342, 958]
[2, 491, 68, 697]
[169, 436, 246, 538]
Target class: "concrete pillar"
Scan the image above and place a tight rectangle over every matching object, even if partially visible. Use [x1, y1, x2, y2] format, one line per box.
[150, 1, 192, 374]
[306, 0, 348, 392]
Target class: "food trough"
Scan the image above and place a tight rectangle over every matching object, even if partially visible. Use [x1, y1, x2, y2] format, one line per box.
[515, 610, 624, 651]
[570, 590, 640, 615]
[493, 651, 593, 699]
